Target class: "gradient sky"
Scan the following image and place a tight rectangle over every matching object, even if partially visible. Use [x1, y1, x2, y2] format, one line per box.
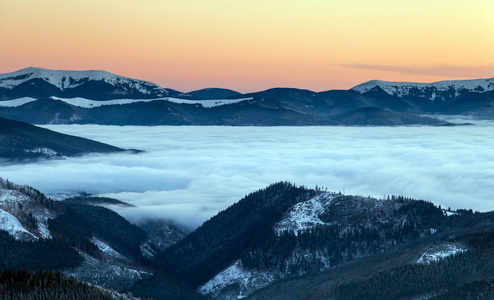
[1, 0, 493, 92]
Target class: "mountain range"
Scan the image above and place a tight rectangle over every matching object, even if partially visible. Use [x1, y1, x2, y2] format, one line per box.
[3, 67, 494, 298]
[1, 67, 493, 126]
[3, 178, 494, 299]
[0, 67, 173, 100]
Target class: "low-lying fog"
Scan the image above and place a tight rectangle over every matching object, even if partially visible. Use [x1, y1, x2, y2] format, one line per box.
[2, 118, 494, 229]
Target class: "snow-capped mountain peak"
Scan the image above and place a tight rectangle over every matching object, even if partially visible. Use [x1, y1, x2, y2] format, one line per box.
[0, 67, 170, 99]
[351, 77, 494, 100]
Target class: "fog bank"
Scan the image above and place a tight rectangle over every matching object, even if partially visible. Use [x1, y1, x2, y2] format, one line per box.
[2, 122, 493, 228]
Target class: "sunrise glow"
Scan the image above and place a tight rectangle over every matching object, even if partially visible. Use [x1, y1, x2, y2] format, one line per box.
[1, 0, 493, 92]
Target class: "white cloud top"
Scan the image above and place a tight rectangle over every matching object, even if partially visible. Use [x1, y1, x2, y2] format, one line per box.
[1, 119, 493, 229]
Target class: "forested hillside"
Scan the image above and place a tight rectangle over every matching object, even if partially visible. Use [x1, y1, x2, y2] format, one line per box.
[132, 183, 494, 300]
[3, 177, 494, 299]
[0, 269, 132, 300]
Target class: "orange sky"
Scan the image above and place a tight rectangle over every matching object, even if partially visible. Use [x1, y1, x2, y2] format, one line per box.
[1, 0, 493, 92]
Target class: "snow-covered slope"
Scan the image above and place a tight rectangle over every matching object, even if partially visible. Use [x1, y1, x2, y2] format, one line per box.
[352, 78, 494, 100]
[0, 177, 157, 293]
[0, 96, 253, 108]
[274, 193, 335, 235]
[0, 67, 170, 99]
[0, 181, 55, 240]
[90, 237, 126, 260]
[199, 260, 276, 300]
[0, 97, 36, 107]
[417, 243, 467, 264]
[207, 191, 455, 299]
[0, 208, 36, 240]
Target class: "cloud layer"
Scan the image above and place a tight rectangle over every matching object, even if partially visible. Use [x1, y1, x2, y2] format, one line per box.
[2, 121, 494, 228]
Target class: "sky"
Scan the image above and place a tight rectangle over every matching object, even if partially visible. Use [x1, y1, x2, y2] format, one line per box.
[2, 120, 494, 229]
[1, 1, 493, 92]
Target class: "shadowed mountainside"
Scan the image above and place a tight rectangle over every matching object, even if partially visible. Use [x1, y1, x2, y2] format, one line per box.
[0, 116, 129, 161]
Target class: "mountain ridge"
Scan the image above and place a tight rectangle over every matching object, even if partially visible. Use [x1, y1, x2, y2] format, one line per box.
[3, 67, 494, 99]
[181, 88, 242, 100]
[134, 183, 494, 300]
[0, 116, 131, 161]
[1, 67, 494, 124]
[0, 67, 173, 100]
[352, 77, 494, 101]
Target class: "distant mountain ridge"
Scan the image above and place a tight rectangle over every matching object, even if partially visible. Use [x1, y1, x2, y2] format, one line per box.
[1, 67, 493, 124]
[330, 107, 448, 126]
[352, 77, 494, 101]
[181, 88, 242, 100]
[0, 67, 173, 100]
[3, 67, 494, 103]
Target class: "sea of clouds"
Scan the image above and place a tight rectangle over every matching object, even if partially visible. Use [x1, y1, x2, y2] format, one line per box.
[2, 119, 494, 229]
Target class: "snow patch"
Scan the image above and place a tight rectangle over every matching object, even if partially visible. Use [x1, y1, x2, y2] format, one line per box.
[165, 97, 252, 108]
[70, 114, 82, 121]
[90, 237, 125, 259]
[38, 222, 51, 239]
[0, 208, 36, 240]
[445, 210, 459, 216]
[24, 148, 58, 156]
[140, 241, 157, 259]
[199, 260, 275, 299]
[51, 97, 158, 108]
[0, 96, 253, 109]
[0, 97, 37, 107]
[417, 243, 467, 264]
[274, 193, 335, 235]
[0, 187, 55, 239]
